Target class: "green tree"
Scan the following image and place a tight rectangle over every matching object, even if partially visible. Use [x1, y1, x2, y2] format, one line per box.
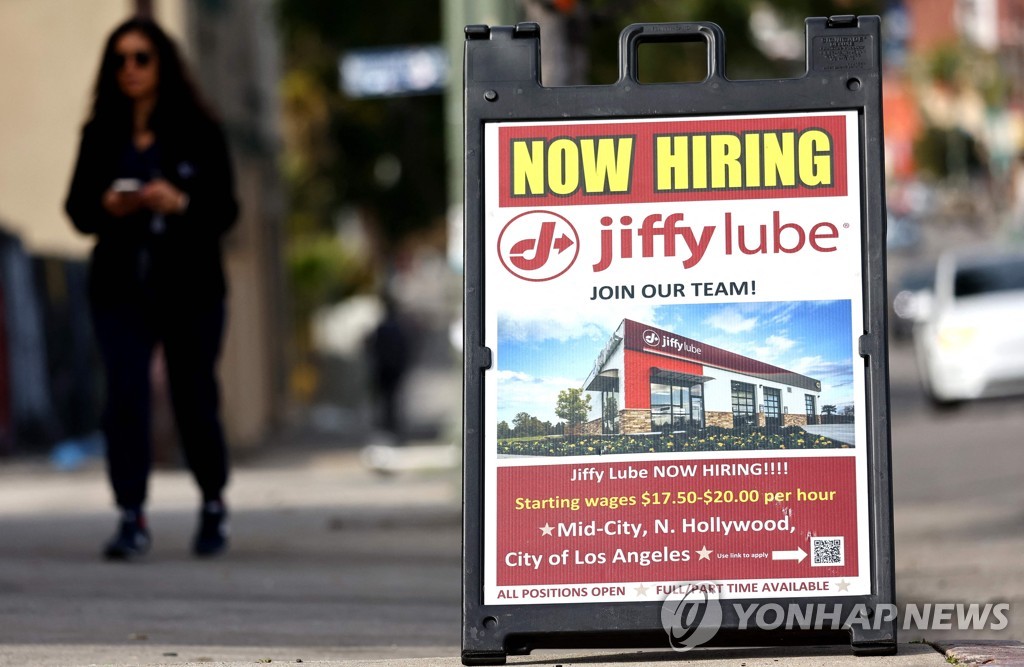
[275, 0, 449, 401]
[556, 388, 592, 435]
[821, 404, 838, 415]
[512, 412, 546, 437]
[497, 420, 512, 439]
[276, 0, 448, 248]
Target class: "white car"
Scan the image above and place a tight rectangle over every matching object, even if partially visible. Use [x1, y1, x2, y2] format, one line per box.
[912, 248, 1024, 406]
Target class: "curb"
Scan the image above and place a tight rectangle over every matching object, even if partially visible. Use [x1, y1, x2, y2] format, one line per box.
[930, 640, 1024, 666]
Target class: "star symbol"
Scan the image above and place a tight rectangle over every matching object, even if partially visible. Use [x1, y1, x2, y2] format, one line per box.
[635, 583, 650, 597]
[836, 579, 851, 593]
[697, 545, 713, 560]
[539, 523, 554, 536]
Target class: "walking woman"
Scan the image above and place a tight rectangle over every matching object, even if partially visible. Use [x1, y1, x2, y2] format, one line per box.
[65, 17, 238, 559]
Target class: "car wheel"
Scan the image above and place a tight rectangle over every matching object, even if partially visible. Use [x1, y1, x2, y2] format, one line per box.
[925, 388, 961, 411]
[921, 370, 961, 410]
[917, 356, 962, 411]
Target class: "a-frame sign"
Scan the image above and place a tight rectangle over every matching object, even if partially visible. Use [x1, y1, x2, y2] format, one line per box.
[463, 16, 895, 665]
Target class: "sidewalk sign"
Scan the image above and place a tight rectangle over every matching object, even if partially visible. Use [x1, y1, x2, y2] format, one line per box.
[462, 17, 895, 665]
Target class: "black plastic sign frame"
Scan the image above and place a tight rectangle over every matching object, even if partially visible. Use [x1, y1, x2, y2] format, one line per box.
[463, 16, 894, 665]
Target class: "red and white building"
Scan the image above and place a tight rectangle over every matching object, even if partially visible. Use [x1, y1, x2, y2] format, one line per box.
[583, 319, 822, 435]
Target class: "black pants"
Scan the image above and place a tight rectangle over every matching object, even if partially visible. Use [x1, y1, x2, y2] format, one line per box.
[92, 299, 228, 509]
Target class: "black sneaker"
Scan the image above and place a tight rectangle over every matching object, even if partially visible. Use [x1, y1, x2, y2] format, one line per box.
[193, 502, 229, 557]
[103, 510, 151, 560]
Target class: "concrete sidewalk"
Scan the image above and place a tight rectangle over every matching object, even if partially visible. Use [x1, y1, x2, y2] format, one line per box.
[0, 642, 963, 666]
[0, 441, 1020, 667]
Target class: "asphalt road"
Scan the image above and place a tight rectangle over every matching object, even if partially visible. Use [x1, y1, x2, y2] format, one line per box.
[888, 335, 1024, 642]
[885, 222, 1024, 644]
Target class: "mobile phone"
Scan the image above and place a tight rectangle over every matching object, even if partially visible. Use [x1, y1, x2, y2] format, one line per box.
[111, 178, 142, 193]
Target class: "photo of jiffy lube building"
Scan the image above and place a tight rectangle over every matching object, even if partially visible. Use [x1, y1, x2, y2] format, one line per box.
[582, 319, 824, 435]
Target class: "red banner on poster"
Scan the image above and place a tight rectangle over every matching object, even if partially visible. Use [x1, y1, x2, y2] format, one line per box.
[498, 115, 849, 207]
[496, 456, 856, 588]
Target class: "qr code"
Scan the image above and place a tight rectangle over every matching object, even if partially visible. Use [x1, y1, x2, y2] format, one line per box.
[810, 536, 844, 566]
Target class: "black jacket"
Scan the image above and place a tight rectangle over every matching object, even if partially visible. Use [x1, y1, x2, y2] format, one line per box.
[65, 114, 238, 308]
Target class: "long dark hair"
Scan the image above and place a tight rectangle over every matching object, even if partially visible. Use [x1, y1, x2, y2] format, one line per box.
[87, 16, 213, 138]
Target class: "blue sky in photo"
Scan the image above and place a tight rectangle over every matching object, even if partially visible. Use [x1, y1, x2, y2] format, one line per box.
[494, 300, 855, 424]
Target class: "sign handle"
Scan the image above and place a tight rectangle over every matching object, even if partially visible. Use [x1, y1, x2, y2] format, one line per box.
[617, 22, 728, 84]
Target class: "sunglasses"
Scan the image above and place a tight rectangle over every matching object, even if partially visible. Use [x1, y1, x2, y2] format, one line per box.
[114, 50, 154, 70]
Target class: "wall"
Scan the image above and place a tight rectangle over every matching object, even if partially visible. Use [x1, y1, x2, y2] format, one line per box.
[904, 0, 958, 54]
[621, 349, 702, 410]
[0, 0, 127, 257]
[618, 409, 651, 435]
[184, 0, 286, 447]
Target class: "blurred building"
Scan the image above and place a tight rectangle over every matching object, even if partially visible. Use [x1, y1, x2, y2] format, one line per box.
[0, 0, 286, 451]
[903, 0, 1024, 53]
[883, 0, 1024, 220]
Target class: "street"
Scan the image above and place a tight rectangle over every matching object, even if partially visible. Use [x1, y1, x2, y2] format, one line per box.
[0, 337, 1022, 665]
[889, 336, 1024, 641]
[885, 223, 1024, 643]
[0, 444, 464, 665]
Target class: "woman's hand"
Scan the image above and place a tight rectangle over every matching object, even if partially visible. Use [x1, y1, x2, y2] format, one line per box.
[140, 179, 189, 215]
[102, 188, 144, 217]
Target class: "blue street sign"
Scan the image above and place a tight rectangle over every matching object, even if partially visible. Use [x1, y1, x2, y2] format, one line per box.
[339, 45, 448, 98]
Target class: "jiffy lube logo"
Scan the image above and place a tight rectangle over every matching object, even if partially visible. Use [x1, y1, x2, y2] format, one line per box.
[497, 210, 579, 282]
[494, 115, 852, 282]
[498, 208, 847, 281]
[589, 210, 843, 272]
[643, 329, 702, 355]
[660, 582, 724, 651]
